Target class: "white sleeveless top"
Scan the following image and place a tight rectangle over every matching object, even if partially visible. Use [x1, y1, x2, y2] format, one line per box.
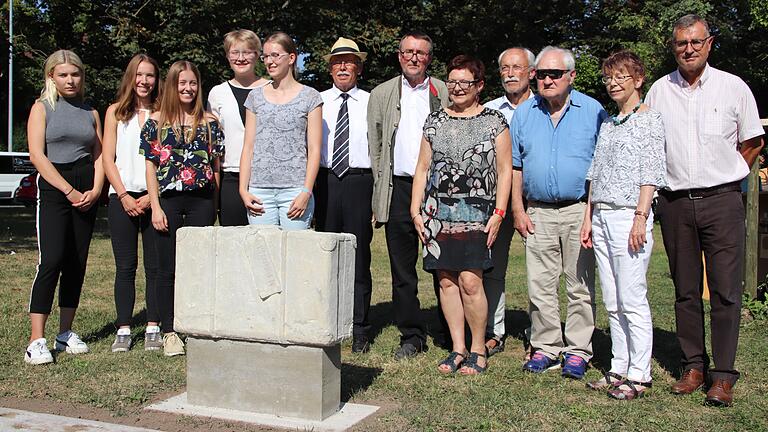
[109, 112, 148, 194]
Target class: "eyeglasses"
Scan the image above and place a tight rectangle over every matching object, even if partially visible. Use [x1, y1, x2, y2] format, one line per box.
[601, 74, 633, 85]
[329, 59, 360, 67]
[445, 79, 479, 90]
[501, 65, 529, 74]
[672, 36, 712, 51]
[535, 69, 570, 80]
[228, 50, 257, 59]
[399, 49, 429, 61]
[259, 52, 289, 63]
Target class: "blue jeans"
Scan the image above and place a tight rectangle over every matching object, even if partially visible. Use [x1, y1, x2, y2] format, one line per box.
[247, 187, 314, 230]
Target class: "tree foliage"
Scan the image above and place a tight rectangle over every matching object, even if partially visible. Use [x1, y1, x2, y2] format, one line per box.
[2, 0, 766, 149]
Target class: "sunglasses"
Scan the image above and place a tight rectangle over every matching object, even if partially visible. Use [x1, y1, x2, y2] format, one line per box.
[535, 69, 570, 80]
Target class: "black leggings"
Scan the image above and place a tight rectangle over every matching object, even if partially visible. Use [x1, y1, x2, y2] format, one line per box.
[29, 158, 97, 314]
[156, 188, 216, 333]
[108, 192, 159, 326]
[219, 171, 248, 226]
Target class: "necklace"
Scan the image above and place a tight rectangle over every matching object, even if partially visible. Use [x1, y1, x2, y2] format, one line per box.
[612, 102, 641, 126]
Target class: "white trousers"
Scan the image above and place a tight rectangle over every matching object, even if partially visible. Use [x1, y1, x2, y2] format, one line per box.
[592, 204, 654, 382]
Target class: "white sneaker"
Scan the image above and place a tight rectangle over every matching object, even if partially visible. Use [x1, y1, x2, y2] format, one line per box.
[25, 338, 53, 365]
[55, 330, 89, 354]
[162, 332, 185, 357]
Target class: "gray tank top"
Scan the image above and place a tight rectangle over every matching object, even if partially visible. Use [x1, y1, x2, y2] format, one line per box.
[44, 97, 97, 164]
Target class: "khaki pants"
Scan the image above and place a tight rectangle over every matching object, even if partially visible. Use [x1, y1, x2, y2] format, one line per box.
[525, 202, 595, 360]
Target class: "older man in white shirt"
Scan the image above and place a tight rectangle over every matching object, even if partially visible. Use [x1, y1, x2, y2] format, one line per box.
[482, 47, 535, 356]
[646, 14, 764, 406]
[315, 38, 374, 353]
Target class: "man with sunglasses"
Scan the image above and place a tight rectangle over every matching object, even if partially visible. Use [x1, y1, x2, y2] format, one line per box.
[645, 14, 764, 406]
[511, 46, 607, 379]
[368, 31, 450, 359]
[482, 47, 536, 357]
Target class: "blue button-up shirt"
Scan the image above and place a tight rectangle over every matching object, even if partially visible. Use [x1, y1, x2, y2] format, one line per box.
[484, 91, 535, 127]
[511, 89, 607, 203]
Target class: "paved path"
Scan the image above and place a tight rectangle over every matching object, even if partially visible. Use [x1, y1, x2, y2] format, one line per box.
[0, 407, 159, 431]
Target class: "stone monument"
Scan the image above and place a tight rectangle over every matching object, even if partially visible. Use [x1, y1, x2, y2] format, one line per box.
[168, 226, 364, 423]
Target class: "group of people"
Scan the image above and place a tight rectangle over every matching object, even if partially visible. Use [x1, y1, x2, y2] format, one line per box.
[24, 13, 763, 407]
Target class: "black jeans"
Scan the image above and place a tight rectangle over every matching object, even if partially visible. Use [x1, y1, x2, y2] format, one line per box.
[156, 188, 216, 333]
[29, 157, 97, 314]
[314, 168, 374, 337]
[219, 171, 248, 226]
[108, 192, 159, 326]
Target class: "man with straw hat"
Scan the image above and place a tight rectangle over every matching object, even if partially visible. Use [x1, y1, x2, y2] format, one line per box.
[315, 37, 374, 353]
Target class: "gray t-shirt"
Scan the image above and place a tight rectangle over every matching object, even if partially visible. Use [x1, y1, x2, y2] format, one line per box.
[44, 98, 96, 164]
[244, 85, 323, 188]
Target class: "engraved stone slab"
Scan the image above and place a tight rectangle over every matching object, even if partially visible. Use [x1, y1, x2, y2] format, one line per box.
[174, 226, 356, 346]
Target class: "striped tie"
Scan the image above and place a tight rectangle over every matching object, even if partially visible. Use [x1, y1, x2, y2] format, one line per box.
[331, 93, 350, 178]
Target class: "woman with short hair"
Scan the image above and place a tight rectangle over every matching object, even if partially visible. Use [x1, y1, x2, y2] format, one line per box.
[411, 54, 512, 375]
[25, 49, 104, 364]
[580, 50, 666, 399]
[208, 29, 271, 226]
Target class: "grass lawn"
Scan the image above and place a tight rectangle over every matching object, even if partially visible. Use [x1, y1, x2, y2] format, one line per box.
[0, 205, 766, 431]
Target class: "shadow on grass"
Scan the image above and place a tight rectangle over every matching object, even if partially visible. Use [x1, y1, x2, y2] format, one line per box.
[83, 308, 148, 344]
[340, 362, 383, 402]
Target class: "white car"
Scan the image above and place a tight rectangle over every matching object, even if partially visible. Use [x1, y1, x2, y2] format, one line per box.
[0, 152, 34, 201]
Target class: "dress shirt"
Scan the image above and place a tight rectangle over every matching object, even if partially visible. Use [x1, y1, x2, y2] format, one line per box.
[321, 85, 371, 169]
[484, 91, 535, 127]
[645, 64, 764, 190]
[511, 89, 608, 202]
[393, 76, 431, 176]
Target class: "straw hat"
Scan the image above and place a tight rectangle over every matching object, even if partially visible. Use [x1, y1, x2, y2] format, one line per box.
[323, 37, 367, 62]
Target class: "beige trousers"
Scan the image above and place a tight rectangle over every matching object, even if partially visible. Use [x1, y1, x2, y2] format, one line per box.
[525, 202, 595, 360]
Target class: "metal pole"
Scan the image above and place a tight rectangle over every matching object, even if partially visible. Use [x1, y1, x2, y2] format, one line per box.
[7, 0, 13, 152]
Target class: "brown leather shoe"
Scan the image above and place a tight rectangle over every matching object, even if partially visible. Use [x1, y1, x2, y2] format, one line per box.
[670, 368, 705, 395]
[705, 379, 734, 406]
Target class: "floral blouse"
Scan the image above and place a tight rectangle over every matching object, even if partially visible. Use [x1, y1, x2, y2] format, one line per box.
[139, 119, 225, 193]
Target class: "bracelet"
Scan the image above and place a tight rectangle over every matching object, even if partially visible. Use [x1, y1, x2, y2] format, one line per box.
[300, 186, 312, 196]
[118, 192, 129, 201]
[493, 208, 506, 219]
[634, 210, 648, 219]
[64, 187, 74, 196]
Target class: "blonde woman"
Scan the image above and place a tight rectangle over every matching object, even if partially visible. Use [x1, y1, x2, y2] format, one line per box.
[25, 50, 104, 365]
[103, 54, 162, 352]
[140, 61, 224, 356]
[239, 31, 322, 229]
[208, 29, 271, 226]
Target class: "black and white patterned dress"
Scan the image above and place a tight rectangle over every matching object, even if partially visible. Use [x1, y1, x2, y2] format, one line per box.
[421, 107, 508, 271]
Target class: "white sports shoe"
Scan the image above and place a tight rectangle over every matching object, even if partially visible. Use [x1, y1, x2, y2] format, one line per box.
[55, 330, 89, 354]
[25, 338, 54, 365]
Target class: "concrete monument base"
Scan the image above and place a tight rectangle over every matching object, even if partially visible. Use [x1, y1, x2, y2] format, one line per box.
[186, 337, 341, 421]
[146, 393, 379, 432]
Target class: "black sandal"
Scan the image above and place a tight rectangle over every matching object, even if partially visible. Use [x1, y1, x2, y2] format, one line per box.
[438, 351, 467, 374]
[459, 352, 487, 375]
[586, 371, 625, 391]
[608, 379, 652, 400]
[485, 335, 505, 357]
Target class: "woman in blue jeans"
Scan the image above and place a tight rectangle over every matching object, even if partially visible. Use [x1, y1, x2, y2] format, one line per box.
[238, 31, 322, 229]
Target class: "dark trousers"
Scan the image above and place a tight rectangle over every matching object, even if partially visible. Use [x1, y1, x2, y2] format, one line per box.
[315, 167, 374, 337]
[386, 176, 445, 346]
[483, 202, 514, 337]
[156, 189, 216, 333]
[29, 158, 97, 314]
[657, 189, 744, 383]
[108, 192, 159, 326]
[219, 171, 248, 226]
